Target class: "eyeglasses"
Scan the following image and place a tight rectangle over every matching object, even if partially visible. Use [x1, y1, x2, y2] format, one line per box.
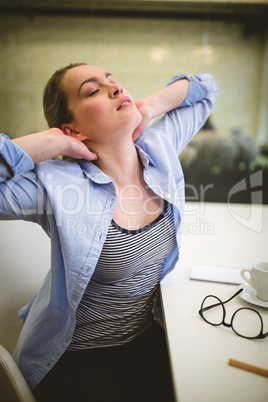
[199, 288, 268, 340]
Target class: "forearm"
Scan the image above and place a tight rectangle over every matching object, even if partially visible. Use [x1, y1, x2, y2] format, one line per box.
[133, 73, 218, 142]
[133, 78, 190, 140]
[145, 79, 190, 119]
[12, 129, 66, 164]
[141, 73, 219, 155]
[12, 128, 95, 164]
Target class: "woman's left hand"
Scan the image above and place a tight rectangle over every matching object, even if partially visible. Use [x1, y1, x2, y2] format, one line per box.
[132, 99, 153, 142]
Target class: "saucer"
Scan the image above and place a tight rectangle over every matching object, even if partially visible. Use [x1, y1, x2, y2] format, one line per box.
[237, 283, 268, 308]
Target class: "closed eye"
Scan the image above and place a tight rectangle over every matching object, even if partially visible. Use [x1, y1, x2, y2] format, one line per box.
[88, 89, 100, 96]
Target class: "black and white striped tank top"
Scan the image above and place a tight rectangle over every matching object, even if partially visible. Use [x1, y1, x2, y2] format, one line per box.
[68, 201, 176, 350]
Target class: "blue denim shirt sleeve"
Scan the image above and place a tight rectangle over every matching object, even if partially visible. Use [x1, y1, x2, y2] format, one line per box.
[0, 134, 45, 221]
[166, 73, 209, 107]
[0, 134, 34, 180]
[145, 73, 219, 155]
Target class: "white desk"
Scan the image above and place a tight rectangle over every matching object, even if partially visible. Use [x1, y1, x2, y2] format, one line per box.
[161, 202, 268, 402]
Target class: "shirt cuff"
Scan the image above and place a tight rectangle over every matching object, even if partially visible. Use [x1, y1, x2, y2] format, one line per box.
[167, 73, 208, 107]
[0, 134, 34, 179]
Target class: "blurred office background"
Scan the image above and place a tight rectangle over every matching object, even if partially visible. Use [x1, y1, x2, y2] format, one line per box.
[0, 0, 267, 203]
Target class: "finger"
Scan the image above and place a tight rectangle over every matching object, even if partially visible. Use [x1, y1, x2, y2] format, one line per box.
[77, 148, 97, 161]
[86, 151, 98, 161]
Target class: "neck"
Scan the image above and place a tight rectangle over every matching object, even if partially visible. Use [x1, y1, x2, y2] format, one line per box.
[89, 139, 143, 188]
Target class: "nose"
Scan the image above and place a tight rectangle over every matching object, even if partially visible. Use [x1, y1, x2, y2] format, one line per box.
[109, 82, 123, 98]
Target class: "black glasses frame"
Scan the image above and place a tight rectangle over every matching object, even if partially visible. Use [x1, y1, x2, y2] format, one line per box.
[199, 288, 268, 340]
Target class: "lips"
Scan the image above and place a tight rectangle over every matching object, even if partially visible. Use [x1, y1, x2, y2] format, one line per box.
[117, 96, 132, 111]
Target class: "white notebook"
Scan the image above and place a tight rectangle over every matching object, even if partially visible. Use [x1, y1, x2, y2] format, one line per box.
[190, 263, 243, 285]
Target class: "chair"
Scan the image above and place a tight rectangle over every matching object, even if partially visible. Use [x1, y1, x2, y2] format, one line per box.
[0, 344, 36, 402]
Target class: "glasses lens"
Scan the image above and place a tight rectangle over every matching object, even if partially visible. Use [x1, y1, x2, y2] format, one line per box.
[232, 308, 262, 339]
[201, 296, 224, 325]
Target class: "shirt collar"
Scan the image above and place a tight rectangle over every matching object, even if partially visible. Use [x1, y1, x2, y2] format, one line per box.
[78, 145, 156, 183]
[78, 160, 112, 184]
[135, 144, 156, 168]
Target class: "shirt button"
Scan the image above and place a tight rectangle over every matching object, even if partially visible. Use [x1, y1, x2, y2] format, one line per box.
[166, 194, 171, 199]
[145, 175, 150, 181]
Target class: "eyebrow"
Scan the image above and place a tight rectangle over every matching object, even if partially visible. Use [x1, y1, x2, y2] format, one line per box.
[78, 72, 112, 93]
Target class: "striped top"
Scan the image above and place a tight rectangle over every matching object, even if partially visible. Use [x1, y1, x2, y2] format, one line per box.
[68, 201, 176, 350]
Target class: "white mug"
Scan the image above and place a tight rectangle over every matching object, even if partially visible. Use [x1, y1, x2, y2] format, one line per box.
[241, 262, 268, 302]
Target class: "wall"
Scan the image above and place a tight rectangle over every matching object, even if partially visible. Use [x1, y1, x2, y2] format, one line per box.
[0, 14, 266, 142]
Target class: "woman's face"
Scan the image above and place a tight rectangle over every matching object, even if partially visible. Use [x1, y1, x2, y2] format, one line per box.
[62, 64, 141, 144]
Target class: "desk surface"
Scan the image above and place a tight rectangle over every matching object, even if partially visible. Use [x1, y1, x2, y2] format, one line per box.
[161, 202, 268, 402]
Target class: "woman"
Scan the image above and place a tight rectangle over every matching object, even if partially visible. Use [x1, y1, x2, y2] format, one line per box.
[0, 63, 219, 401]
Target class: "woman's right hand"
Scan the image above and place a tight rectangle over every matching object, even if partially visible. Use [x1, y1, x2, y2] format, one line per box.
[57, 129, 98, 161]
[13, 128, 97, 164]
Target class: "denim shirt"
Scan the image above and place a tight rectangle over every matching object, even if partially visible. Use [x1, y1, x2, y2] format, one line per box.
[0, 73, 219, 389]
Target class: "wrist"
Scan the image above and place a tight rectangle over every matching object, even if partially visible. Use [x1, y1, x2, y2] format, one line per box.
[144, 94, 160, 120]
[47, 128, 69, 157]
[145, 79, 190, 119]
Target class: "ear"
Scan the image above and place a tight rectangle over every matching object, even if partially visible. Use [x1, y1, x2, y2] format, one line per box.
[61, 124, 87, 141]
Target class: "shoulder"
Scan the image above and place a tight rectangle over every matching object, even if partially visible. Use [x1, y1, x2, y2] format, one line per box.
[34, 158, 86, 181]
[36, 158, 82, 172]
